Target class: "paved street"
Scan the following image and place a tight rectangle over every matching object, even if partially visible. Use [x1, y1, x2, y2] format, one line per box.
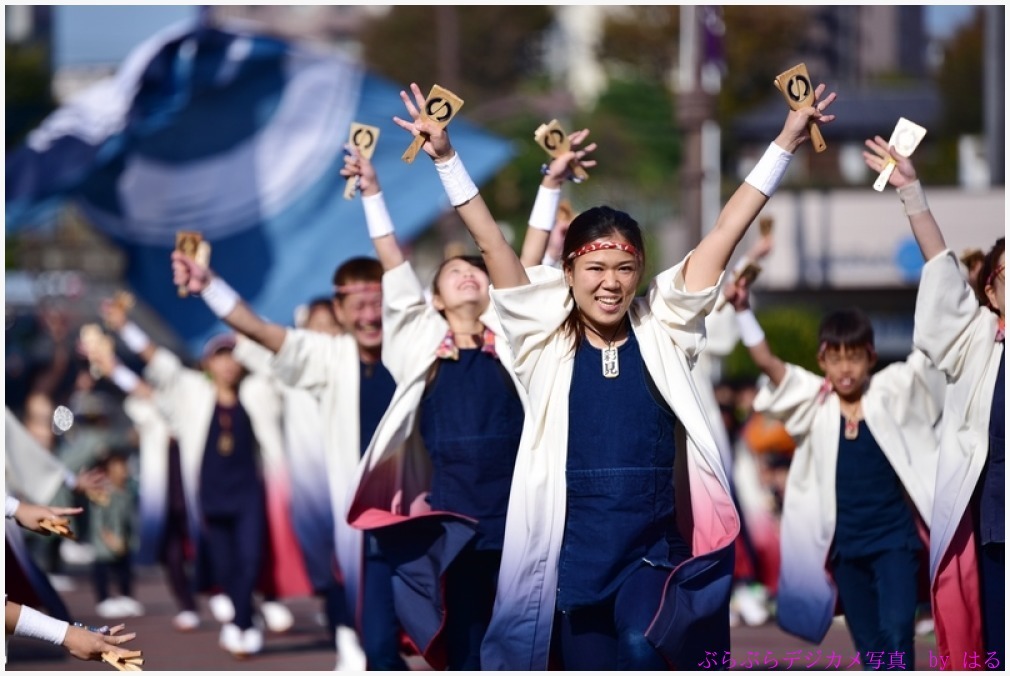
[6, 563, 941, 671]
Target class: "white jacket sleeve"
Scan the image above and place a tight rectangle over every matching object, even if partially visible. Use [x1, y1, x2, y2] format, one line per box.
[232, 335, 274, 378]
[142, 346, 189, 398]
[269, 328, 344, 397]
[872, 348, 947, 429]
[752, 363, 826, 441]
[646, 252, 724, 362]
[380, 261, 446, 382]
[914, 249, 997, 381]
[488, 265, 572, 390]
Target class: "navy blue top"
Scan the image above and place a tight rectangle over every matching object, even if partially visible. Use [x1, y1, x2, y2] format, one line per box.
[558, 330, 690, 611]
[418, 348, 523, 550]
[359, 360, 396, 458]
[200, 401, 262, 516]
[832, 419, 920, 558]
[980, 349, 1004, 545]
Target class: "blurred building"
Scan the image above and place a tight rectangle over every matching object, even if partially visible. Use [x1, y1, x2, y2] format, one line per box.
[801, 6, 928, 82]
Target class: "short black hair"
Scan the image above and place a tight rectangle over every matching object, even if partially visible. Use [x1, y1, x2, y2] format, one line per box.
[818, 308, 875, 354]
[332, 257, 383, 299]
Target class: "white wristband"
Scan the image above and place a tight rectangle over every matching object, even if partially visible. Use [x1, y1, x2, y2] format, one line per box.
[745, 142, 793, 197]
[541, 252, 559, 268]
[528, 185, 562, 232]
[64, 470, 78, 490]
[736, 309, 766, 347]
[6, 495, 20, 518]
[14, 604, 70, 646]
[362, 192, 395, 239]
[434, 153, 479, 207]
[119, 321, 151, 354]
[897, 180, 929, 216]
[201, 277, 240, 319]
[111, 364, 141, 394]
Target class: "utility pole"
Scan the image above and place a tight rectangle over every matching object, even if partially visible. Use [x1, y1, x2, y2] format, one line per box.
[984, 5, 1004, 185]
[676, 6, 720, 252]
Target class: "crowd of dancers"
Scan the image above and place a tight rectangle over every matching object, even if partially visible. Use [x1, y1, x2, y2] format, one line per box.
[5, 78, 1003, 672]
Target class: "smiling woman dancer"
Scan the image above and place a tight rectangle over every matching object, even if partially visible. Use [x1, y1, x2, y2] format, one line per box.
[393, 80, 836, 669]
[341, 132, 594, 670]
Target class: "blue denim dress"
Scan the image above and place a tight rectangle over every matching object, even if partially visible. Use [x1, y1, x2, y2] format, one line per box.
[419, 347, 524, 550]
[557, 330, 690, 612]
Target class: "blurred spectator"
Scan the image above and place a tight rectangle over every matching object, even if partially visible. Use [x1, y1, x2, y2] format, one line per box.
[19, 392, 79, 592]
[90, 448, 143, 619]
[26, 302, 83, 411]
[729, 381, 794, 627]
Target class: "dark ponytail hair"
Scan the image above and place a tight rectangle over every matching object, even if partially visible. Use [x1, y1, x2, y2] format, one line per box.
[560, 206, 645, 348]
[977, 237, 1005, 315]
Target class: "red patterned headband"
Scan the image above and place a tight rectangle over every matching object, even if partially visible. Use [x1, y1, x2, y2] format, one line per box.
[566, 241, 640, 261]
[335, 282, 382, 296]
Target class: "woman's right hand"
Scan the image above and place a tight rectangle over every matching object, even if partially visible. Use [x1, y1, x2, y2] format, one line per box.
[775, 83, 837, 153]
[171, 250, 211, 295]
[62, 623, 137, 662]
[392, 82, 455, 163]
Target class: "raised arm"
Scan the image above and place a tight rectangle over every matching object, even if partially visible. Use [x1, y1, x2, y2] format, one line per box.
[861, 136, 946, 261]
[517, 128, 597, 268]
[341, 145, 405, 271]
[83, 338, 155, 401]
[100, 298, 156, 364]
[684, 84, 837, 291]
[727, 276, 787, 387]
[394, 82, 588, 290]
[172, 254, 287, 353]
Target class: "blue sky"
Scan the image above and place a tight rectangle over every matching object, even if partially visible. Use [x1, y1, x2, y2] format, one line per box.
[54, 5, 199, 67]
[54, 5, 979, 67]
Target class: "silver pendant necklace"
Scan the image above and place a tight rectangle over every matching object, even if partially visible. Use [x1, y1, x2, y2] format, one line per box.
[585, 319, 626, 379]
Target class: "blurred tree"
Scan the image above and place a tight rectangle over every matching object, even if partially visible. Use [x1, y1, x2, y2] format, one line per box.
[360, 6, 553, 110]
[599, 6, 680, 81]
[5, 43, 55, 150]
[358, 6, 555, 250]
[722, 304, 823, 382]
[598, 6, 807, 150]
[578, 77, 680, 193]
[717, 7, 809, 129]
[908, 7, 986, 185]
[935, 7, 984, 136]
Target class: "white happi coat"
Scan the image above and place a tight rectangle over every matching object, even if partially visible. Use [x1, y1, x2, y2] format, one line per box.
[696, 301, 742, 473]
[753, 351, 944, 644]
[121, 393, 177, 565]
[5, 407, 69, 505]
[143, 347, 285, 524]
[348, 260, 527, 520]
[344, 261, 530, 667]
[267, 327, 375, 622]
[913, 249, 1004, 661]
[233, 336, 336, 592]
[481, 255, 740, 670]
